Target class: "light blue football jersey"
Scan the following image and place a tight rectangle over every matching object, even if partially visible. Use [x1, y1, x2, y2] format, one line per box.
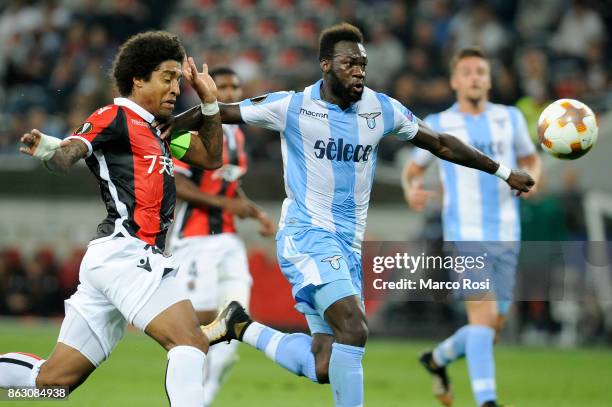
[240, 79, 419, 252]
[412, 103, 536, 241]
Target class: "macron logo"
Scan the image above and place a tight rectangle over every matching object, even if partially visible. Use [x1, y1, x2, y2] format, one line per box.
[131, 119, 148, 127]
[300, 108, 328, 119]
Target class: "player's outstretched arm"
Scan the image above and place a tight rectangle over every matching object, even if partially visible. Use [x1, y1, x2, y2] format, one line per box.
[20, 129, 88, 174]
[178, 57, 223, 169]
[175, 172, 257, 218]
[410, 119, 535, 195]
[160, 101, 244, 140]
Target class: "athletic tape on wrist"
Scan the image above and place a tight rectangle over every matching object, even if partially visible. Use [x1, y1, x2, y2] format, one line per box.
[494, 163, 511, 180]
[200, 101, 219, 116]
[33, 133, 62, 161]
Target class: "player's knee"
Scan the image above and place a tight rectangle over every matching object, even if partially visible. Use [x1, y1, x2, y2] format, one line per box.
[167, 328, 209, 354]
[334, 315, 368, 346]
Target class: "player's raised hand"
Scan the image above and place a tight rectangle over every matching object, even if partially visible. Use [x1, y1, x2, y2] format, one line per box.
[506, 169, 535, 196]
[20, 129, 42, 156]
[405, 179, 434, 212]
[20, 129, 65, 159]
[182, 57, 217, 104]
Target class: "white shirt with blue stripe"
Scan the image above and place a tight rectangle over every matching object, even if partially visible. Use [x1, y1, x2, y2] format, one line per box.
[412, 103, 535, 241]
[240, 79, 419, 252]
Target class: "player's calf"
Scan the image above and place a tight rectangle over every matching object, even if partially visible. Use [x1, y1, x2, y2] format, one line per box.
[145, 300, 209, 407]
[311, 333, 333, 384]
[324, 296, 368, 407]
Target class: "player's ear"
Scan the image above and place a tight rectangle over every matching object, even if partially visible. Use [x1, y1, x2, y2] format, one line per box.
[133, 77, 145, 90]
[320, 59, 331, 73]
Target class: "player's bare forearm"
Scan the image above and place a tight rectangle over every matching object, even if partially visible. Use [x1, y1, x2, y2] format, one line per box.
[410, 121, 498, 174]
[411, 120, 535, 194]
[181, 113, 223, 169]
[44, 140, 88, 174]
[175, 173, 225, 208]
[172, 105, 203, 133]
[219, 103, 243, 124]
[170, 103, 243, 134]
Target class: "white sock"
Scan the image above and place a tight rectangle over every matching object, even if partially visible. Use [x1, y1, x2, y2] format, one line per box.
[165, 346, 206, 407]
[241, 321, 266, 348]
[203, 342, 239, 407]
[0, 352, 46, 388]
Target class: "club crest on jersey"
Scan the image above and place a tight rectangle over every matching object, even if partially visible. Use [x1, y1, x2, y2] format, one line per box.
[321, 255, 343, 270]
[358, 112, 381, 129]
[74, 122, 93, 135]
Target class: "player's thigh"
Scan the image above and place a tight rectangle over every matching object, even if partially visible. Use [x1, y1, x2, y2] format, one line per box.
[145, 299, 208, 353]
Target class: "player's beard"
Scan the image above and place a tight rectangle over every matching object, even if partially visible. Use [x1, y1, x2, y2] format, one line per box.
[329, 70, 362, 104]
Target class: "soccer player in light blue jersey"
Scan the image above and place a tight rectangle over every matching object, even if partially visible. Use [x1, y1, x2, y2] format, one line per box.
[168, 25, 534, 407]
[403, 47, 542, 407]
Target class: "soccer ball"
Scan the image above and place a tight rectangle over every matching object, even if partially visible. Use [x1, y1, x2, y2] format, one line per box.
[537, 99, 598, 160]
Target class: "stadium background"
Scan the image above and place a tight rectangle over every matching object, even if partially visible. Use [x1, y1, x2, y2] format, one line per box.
[0, 0, 611, 406]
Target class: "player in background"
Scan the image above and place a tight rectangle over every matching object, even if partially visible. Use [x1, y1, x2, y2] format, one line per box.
[170, 66, 275, 407]
[0, 32, 223, 407]
[165, 24, 534, 407]
[402, 47, 542, 407]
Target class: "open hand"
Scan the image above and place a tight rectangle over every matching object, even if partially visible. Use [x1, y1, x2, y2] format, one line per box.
[182, 57, 217, 104]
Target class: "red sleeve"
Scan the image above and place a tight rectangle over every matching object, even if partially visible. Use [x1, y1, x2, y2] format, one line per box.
[65, 105, 120, 157]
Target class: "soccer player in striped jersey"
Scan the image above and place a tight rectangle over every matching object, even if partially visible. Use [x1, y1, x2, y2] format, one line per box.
[170, 66, 275, 407]
[402, 47, 542, 407]
[1, 32, 223, 407]
[169, 24, 534, 407]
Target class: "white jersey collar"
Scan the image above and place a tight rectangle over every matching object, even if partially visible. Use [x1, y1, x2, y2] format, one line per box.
[114, 97, 155, 123]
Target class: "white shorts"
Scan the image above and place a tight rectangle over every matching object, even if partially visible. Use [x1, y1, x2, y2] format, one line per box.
[172, 233, 252, 312]
[59, 234, 187, 366]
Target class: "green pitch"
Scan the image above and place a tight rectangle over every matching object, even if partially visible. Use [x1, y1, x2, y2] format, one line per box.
[0, 320, 610, 407]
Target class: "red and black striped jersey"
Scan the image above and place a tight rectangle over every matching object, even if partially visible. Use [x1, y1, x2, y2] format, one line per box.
[172, 125, 247, 238]
[67, 98, 176, 249]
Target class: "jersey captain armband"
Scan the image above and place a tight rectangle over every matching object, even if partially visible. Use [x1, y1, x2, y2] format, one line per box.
[169, 131, 192, 159]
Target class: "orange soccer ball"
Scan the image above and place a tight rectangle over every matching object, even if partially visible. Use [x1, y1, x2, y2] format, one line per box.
[537, 99, 598, 160]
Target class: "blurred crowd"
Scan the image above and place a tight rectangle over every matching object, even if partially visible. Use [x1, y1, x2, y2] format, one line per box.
[1, 0, 610, 162]
[0, 246, 84, 316]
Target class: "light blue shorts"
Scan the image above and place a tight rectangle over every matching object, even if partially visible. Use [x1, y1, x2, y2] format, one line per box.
[276, 226, 363, 334]
[448, 242, 519, 316]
